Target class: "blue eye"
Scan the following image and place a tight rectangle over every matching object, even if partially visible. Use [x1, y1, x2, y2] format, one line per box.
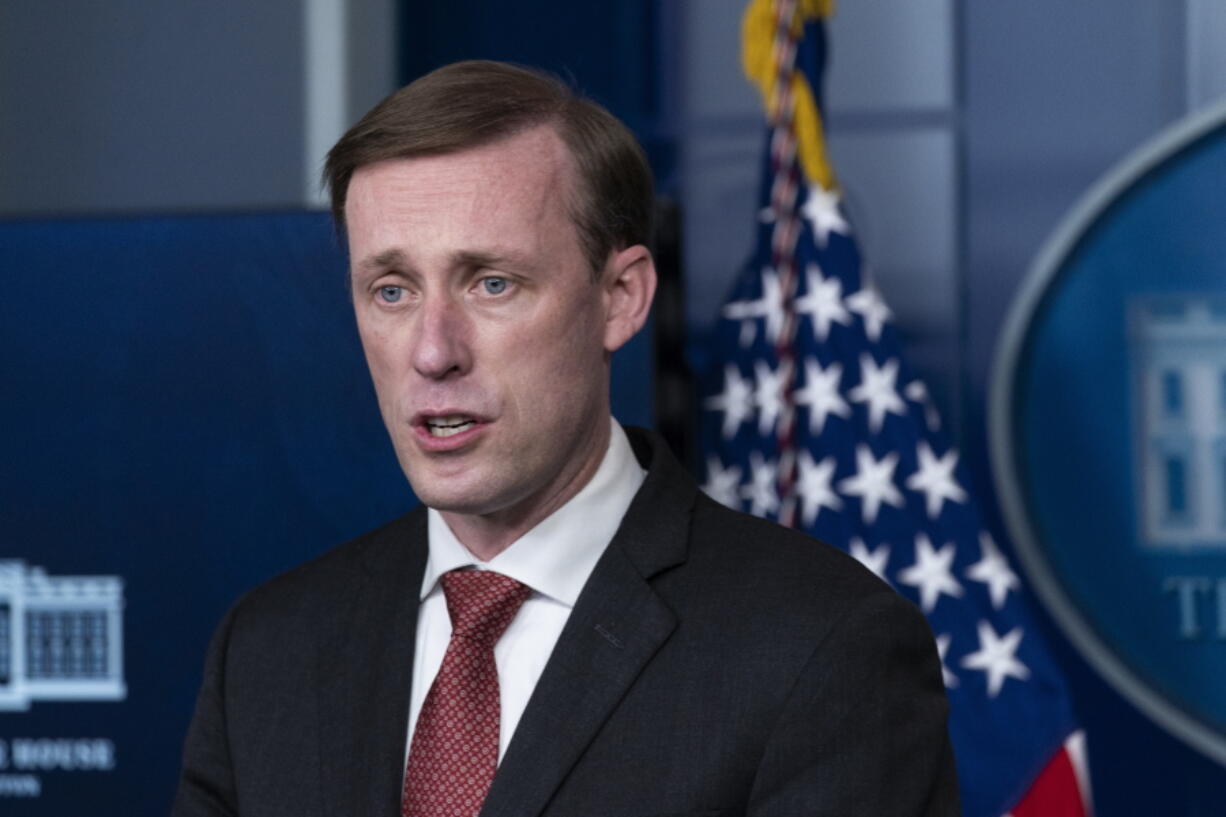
[378, 286, 403, 303]
[482, 277, 508, 295]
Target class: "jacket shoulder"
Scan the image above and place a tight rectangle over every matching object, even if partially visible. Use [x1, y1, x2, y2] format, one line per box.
[693, 493, 886, 585]
[681, 492, 906, 630]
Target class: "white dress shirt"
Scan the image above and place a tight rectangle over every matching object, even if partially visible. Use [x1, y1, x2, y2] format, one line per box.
[405, 419, 646, 763]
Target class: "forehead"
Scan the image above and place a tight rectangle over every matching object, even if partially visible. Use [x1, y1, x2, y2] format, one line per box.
[344, 126, 580, 257]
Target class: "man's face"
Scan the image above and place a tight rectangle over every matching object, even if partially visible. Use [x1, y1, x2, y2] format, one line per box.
[345, 126, 623, 525]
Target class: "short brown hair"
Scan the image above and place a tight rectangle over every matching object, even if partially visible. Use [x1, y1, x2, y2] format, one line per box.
[324, 60, 654, 272]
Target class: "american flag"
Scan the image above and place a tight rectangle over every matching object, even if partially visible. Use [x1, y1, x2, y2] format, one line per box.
[698, 3, 1091, 815]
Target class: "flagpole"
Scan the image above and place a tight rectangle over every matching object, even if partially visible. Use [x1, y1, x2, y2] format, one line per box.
[767, 0, 803, 528]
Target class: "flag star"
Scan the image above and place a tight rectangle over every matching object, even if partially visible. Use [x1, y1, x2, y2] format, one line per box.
[723, 267, 785, 346]
[758, 205, 775, 223]
[796, 450, 842, 527]
[846, 285, 893, 342]
[795, 264, 852, 342]
[800, 184, 849, 248]
[837, 444, 904, 525]
[966, 532, 1020, 610]
[904, 380, 941, 431]
[897, 534, 963, 613]
[753, 360, 789, 436]
[849, 537, 890, 583]
[848, 354, 907, 434]
[704, 364, 754, 439]
[905, 441, 968, 519]
[741, 451, 779, 518]
[701, 456, 743, 510]
[935, 633, 959, 689]
[793, 357, 850, 434]
[961, 620, 1030, 698]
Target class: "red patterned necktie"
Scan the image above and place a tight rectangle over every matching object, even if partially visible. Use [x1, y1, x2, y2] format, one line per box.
[402, 570, 532, 817]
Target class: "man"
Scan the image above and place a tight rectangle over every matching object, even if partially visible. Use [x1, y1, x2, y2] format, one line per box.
[173, 60, 958, 816]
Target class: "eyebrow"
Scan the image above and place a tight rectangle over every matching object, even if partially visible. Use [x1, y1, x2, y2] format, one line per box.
[452, 248, 536, 272]
[355, 248, 408, 274]
[355, 247, 537, 277]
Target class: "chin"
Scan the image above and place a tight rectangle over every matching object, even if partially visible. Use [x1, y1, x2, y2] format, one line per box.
[405, 471, 510, 516]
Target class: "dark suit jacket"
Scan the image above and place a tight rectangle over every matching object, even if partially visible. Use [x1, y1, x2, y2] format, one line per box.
[173, 428, 959, 816]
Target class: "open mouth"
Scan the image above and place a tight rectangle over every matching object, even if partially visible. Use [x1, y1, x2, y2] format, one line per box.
[424, 415, 477, 438]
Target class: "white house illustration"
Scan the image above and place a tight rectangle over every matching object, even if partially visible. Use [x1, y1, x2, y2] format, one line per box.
[0, 560, 126, 711]
[1131, 297, 1226, 549]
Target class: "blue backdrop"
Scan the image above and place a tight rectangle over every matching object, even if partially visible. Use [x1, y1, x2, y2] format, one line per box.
[0, 211, 653, 814]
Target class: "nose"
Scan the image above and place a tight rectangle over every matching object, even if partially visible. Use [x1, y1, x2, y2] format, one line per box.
[411, 292, 472, 380]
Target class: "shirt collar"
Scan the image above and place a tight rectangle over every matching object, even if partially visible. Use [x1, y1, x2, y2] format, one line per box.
[422, 419, 646, 606]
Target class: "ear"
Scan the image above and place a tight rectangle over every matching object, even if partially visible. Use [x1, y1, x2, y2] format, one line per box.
[601, 244, 657, 353]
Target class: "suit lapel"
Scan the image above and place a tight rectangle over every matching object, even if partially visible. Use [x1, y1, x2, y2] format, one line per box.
[481, 429, 698, 817]
[316, 509, 428, 817]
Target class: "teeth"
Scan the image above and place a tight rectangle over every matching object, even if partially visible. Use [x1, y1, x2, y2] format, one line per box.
[429, 422, 474, 438]
[426, 416, 476, 437]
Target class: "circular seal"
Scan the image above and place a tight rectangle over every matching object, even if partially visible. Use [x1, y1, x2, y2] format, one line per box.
[992, 98, 1226, 765]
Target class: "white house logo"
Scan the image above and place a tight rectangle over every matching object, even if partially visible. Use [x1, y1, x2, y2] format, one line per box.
[0, 560, 126, 711]
[992, 98, 1226, 767]
[1132, 297, 1226, 552]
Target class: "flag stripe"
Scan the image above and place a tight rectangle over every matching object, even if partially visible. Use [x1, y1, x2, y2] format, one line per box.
[1007, 733, 1090, 817]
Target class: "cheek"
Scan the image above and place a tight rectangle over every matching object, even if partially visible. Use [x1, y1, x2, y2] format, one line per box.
[356, 325, 403, 403]
[522, 302, 603, 372]
[537, 330, 606, 415]
[492, 310, 603, 412]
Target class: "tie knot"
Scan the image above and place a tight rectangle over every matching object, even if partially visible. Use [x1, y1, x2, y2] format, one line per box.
[440, 570, 531, 645]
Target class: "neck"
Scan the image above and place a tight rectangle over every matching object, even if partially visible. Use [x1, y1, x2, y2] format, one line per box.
[440, 419, 612, 561]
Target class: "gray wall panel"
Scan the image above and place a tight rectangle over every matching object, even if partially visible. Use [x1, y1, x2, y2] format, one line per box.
[826, 0, 953, 113]
[1, 0, 304, 214]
